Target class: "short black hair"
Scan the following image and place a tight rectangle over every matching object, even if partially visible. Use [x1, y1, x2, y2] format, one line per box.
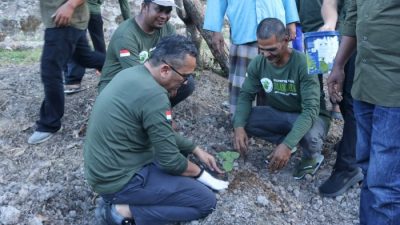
[256, 18, 287, 41]
[149, 35, 198, 69]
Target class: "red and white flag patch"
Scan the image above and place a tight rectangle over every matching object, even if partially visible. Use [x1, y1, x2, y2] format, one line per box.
[165, 110, 172, 121]
[119, 49, 130, 57]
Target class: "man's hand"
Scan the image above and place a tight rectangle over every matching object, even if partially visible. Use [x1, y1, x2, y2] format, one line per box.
[286, 23, 297, 41]
[211, 32, 225, 54]
[268, 143, 291, 171]
[318, 23, 336, 31]
[53, 0, 82, 27]
[233, 127, 249, 157]
[193, 147, 224, 174]
[327, 65, 345, 104]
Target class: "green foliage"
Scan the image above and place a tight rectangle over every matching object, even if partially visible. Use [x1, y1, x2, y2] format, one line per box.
[0, 48, 41, 67]
[217, 151, 240, 172]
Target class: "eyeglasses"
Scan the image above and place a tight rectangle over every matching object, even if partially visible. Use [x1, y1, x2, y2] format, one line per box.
[162, 60, 190, 82]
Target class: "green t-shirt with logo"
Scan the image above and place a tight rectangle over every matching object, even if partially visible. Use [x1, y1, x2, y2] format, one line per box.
[99, 18, 175, 92]
[40, 0, 89, 30]
[85, 65, 195, 194]
[233, 50, 330, 149]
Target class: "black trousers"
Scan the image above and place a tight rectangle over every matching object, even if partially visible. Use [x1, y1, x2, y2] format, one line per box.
[335, 52, 357, 171]
[37, 27, 105, 132]
[64, 13, 106, 85]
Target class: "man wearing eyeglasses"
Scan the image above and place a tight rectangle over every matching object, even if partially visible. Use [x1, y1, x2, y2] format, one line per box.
[98, 0, 195, 107]
[233, 18, 330, 179]
[85, 35, 228, 225]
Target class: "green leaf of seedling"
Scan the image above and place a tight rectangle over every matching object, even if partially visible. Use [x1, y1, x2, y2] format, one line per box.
[222, 161, 234, 172]
[217, 151, 240, 161]
[217, 151, 240, 172]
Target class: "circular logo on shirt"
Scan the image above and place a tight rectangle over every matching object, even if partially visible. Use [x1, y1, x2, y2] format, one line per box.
[139, 51, 149, 64]
[260, 78, 273, 93]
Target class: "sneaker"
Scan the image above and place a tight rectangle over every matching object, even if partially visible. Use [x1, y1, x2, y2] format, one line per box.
[28, 131, 54, 144]
[95, 199, 135, 225]
[64, 84, 83, 94]
[293, 154, 324, 180]
[319, 167, 364, 197]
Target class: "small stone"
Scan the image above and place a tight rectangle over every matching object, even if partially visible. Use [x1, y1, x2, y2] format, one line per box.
[28, 217, 43, 225]
[336, 195, 344, 202]
[189, 220, 199, 225]
[0, 206, 21, 224]
[293, 189, 300, 198]
[304, 174, 313, 181]
[69, 210, 76, 217]
[256, 195, 269, 207]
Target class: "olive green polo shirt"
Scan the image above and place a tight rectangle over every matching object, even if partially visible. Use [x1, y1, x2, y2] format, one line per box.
[342, 0, 400, 107]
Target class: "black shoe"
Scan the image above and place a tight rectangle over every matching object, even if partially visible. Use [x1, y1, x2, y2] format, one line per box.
[319, 167, 364, 197]
[95, 198, 135, 225]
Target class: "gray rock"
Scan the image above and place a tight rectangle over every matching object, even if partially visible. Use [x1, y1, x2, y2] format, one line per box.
[28, 217, 43, 225]
[0, 206, 21, 224]
[256, 195, 269, 207]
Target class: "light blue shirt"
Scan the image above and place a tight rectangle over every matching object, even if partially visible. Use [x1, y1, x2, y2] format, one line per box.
[203, 0, 299, 45]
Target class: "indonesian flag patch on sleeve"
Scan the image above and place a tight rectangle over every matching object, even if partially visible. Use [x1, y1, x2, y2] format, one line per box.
[165, 110, 172, 121]
[119, 49, 130, 57]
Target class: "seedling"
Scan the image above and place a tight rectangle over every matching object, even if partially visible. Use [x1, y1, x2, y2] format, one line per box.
[217, 151, 240, 172]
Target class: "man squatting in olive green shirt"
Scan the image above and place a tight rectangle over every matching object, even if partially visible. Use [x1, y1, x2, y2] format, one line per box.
[98, 0, 195, 107]
[233, 18, 331, 180]
[84, 35, 229, 225]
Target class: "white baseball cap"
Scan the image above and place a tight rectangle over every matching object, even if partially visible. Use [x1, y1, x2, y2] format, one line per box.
[144, 0, 179, 8]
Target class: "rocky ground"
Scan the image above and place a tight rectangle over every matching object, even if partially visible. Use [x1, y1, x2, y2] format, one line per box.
[0, 62, 360, 225]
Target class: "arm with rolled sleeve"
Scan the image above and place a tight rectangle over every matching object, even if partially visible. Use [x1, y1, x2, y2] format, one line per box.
[282, 66, 320, 149]
[203, 0, 228, 32]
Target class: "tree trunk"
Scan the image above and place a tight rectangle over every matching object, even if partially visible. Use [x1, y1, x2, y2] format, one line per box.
[175, 0, 203, 66]
[175, 0, 229, 77]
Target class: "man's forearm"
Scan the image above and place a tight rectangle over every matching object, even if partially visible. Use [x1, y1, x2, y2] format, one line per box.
[333, 36, 357, 69]
[321, 0, 338, 29]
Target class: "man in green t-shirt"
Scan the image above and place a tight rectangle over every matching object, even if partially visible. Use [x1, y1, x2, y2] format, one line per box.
[98, 0, 195, 107]
[233, 18, 330, 179]
[85, 35, 228, 225]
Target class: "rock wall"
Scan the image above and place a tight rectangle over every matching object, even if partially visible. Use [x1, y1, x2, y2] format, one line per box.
[0, 0, 184, 49]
